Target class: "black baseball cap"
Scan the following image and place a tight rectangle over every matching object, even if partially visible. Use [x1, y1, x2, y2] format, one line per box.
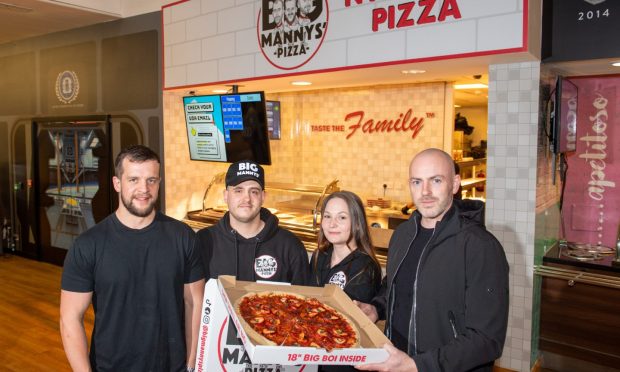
[225, 160, 265, 189]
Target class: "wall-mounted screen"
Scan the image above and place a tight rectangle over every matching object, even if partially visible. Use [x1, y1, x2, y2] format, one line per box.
[266, 100, 281, 140]
[183, 91, 271, 164]
[550, 77, 578, 154]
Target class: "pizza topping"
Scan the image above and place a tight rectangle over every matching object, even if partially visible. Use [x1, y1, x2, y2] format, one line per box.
[333, 329, 348, 336]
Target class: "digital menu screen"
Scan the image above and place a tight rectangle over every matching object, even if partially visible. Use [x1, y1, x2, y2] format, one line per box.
[266, 100, 281, 140]
[183, 92, 271, 164]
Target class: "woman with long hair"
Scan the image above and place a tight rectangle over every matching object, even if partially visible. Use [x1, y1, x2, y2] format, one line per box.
[311, 190, 382, 304]
[311, 191, 382, 372]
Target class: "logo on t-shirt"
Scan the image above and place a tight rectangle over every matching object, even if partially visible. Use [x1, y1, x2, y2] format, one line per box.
[328, 271, 347, 289]
[254, 255, 278, 279]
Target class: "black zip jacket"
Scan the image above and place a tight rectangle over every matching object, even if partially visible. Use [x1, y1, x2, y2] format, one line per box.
[372, 200, 509, 372]
[310, 247, 382, 303]
[196, 208, 310, 285]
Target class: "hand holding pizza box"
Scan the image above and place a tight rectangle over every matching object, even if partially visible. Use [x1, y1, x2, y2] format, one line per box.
[217, 275, 390, 366]
[195, 278, 315, 372]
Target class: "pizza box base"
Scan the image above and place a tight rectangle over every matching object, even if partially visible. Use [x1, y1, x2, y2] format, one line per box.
[217, 275, 390, 366]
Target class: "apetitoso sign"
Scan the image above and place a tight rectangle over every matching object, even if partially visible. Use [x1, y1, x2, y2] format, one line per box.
[561, 76, 619, 248]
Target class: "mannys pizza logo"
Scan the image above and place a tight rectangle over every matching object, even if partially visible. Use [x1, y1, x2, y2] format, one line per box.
[254, 254, 278, 279]
[55, 70, 80, 104]
[328, 271, 347, 289]
[258, 0, 329, 70]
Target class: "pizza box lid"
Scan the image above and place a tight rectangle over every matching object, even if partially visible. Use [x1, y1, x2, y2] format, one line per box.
[217, 275, 390, 365]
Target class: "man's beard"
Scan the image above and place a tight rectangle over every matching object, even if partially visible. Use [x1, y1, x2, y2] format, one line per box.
[121, 194, 156, 218]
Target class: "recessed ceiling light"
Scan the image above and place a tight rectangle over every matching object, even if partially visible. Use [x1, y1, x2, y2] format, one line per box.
[212, 89, 228, 93]
[454, 83, 488, 90]
[291, 81, 312, 86]
[612, 62, 620, 67]
[401, 69, 426, 74]
[454, 104, 461, 108]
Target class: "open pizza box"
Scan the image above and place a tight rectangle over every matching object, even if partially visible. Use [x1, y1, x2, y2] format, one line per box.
[194, 278, 313, 372]
[217, 275, 390, 365]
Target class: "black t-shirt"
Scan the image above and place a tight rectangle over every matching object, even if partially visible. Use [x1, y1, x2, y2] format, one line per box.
[391, 224, 434, 353]
[61, 212, 204, 372]
[311, 247, 382, 303]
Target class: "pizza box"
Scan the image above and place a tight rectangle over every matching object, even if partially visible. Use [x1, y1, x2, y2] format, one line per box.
[194, 278, 315, 372]
[217, 275, 390, 366]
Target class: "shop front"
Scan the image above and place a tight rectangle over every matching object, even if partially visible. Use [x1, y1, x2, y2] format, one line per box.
[534, 0, 620, 370]
[0, 12, 163, 265]
[162, 1, 542, 370]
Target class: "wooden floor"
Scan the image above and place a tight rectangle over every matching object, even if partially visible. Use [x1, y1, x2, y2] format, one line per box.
[0, 254, 93, 371]
[0, 254, 525, 372]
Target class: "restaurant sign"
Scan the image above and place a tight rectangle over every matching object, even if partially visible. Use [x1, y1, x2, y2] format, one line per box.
[257, 0, 462, 71]
[561, 76, 619, 248]
[543, 0, 620, 62]
[311, 109, 432, 139]
[258, 0, 329, 70]
[163, 0, 525, 89]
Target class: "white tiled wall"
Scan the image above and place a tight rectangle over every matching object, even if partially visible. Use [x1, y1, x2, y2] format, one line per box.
[163, 82, 449, 220]
[487, 61, 540, 372]
[163, 0, 525, 89]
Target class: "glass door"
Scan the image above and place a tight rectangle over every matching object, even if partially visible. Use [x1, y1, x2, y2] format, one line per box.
[35, 118, 111, 265]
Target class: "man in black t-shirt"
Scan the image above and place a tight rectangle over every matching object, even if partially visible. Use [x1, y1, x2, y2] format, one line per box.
[356, 148, 509, 372]
[60, 145, 205, 372]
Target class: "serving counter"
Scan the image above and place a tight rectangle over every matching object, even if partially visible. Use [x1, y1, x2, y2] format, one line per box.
[534, 241, 620, 368]
[183, 173, 406, 266]
[183, 173, 497, 268]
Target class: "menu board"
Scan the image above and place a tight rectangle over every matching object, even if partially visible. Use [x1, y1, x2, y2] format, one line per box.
[183, 92, 271, 164]
[266, 100, 281, 140]
[184, 95, 227, 162]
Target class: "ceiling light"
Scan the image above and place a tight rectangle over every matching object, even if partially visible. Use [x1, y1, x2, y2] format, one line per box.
[291, 81, 312, 86]
[612, 62, 620, 67]
[212, 89, 228, 93]
[454, 83, 488, 90]
[454, 104, 461, 108]
[401, 69, 426, 74]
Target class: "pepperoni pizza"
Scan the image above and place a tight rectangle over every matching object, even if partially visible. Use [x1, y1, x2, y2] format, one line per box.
[234, 291, 360, 351]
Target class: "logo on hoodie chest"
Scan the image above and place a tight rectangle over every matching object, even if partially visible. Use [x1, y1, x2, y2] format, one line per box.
[254, 255, 278, 279]
[328, 271, 347, 289]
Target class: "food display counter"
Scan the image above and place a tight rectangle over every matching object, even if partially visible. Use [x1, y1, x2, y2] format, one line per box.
[183, 173, 399, 265]
[534, 241, 620, 368]
[184, 172, 338, 252]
